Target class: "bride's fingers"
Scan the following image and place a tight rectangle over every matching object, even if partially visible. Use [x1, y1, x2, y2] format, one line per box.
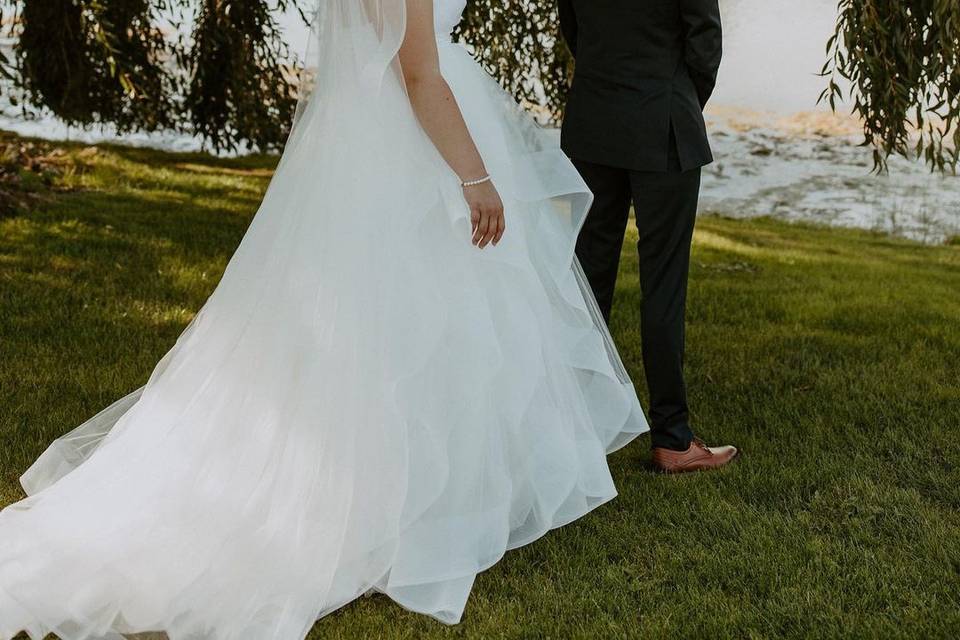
[484, 212, 499, 248]
[483, 215, 496, 248]
[473, 210, 486, 246]
[492, 215, 505, 245]
[471, 206, 482, 244]
[482, 212, 497, 249]
[478, 211, 493, 248]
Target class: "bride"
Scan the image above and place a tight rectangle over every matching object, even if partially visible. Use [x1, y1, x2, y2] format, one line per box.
[0, 0, 648, 637]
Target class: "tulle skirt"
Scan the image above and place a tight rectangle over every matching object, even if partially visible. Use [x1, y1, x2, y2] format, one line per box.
[0, 40, 648, 639]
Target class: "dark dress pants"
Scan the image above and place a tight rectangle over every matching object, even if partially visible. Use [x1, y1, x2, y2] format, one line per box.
[572, 137, 700, 451]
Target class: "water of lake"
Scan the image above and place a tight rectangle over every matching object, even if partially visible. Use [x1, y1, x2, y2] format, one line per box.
[712, 0, 841, 112]
[1, 1, 957, 242]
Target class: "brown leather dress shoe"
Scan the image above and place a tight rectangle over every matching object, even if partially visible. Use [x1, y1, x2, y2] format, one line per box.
[651, 438, 739, 474]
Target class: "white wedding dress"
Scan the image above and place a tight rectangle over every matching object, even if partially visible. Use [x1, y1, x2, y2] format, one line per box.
[0, 1, 648, 637]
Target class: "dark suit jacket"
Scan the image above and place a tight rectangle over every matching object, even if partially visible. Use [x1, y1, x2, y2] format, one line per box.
[558, 0, 722, 172]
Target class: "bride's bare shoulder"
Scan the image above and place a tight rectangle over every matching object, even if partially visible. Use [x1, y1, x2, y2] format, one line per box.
[398, 0, 441, 82]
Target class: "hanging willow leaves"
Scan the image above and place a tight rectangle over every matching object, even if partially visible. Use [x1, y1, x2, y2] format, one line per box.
[454, 0, 572, 124]
[6, 0, 307, 151]
[183, 0, 303, 152]
[16, 0, 175, 131]
[822, 0, 960, 172]
[2, 0, 958, 170]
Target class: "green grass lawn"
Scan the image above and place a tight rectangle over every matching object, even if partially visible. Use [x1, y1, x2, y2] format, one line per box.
[1, 135, 959, 639]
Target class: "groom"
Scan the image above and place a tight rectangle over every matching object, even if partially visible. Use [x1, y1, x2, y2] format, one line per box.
[558, 0, 737, 473]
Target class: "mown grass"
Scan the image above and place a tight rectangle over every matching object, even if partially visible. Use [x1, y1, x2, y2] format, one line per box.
[1, 135, 958, 639]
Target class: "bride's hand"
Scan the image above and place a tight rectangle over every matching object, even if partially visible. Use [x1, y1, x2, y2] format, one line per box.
[464, 180, 505, 249]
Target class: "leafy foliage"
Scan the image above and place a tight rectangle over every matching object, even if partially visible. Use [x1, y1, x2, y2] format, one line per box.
[16, 0, 175, 131]
[454, 0, 572, 124]
[5, 0, 304, 152]
[822, 0, 960, 172]
[2, 0, 959, 169]
[184, 0, 303, 152]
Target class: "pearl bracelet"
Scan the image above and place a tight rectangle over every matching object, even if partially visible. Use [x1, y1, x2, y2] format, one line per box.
[461, 175, 492, 188]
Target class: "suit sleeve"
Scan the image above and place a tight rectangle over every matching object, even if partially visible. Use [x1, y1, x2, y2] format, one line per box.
[680, 0, 722, 109]
[558, 0, 578, 58]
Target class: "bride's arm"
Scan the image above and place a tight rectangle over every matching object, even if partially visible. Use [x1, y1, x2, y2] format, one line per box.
[398, 0, 505, 249]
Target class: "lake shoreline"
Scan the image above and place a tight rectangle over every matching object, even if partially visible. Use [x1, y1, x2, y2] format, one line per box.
[2, 103, 956, 245]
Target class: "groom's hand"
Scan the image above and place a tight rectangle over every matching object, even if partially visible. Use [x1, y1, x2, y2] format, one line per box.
[465, 181, 505, 249]
[681, 0, 723, 109]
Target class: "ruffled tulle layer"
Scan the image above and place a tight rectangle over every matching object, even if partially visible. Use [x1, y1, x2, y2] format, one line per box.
[0, 39, 647, 640]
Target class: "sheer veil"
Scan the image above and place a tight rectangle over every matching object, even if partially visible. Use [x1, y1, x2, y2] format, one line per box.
[292, 0, 407, 129]
[19, 0, 414, 496]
